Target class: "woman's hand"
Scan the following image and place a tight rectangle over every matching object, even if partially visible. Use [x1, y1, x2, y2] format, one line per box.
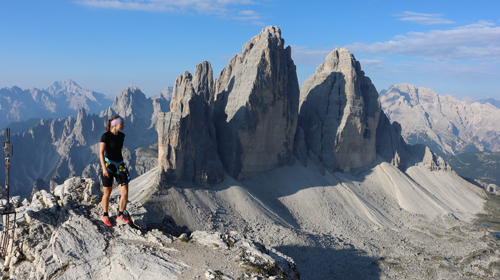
[102, 168, 110, 178]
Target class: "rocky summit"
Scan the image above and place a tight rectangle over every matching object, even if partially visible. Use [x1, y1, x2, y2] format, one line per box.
[213, 26, 300, 180]
[157, 26, 300, 183]
[1, 177, 298, 280]
[157, 61, 224, 185]
[297, 48, 381, 172]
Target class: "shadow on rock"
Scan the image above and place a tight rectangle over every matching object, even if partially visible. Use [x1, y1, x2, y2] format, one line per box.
[274, 244, 381, 280]
[147, 214, 191, 238]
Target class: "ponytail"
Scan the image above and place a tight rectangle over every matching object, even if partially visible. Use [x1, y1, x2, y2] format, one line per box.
[105, 115, 121, 132]
[105, 120, 112, 132]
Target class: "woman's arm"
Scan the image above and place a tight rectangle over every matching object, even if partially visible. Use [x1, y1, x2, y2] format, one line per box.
[100, 142, 109, 178]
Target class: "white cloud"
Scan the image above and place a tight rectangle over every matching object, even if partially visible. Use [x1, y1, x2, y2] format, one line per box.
[232, 9, 260, 20]
[76, 0, 259, 17]
[251, 21, 266, 26]
[358, 59, 388, 71]
[289, 45, 332, 65]
[396, 11, 455, 25]
[346, 21, 500, 61]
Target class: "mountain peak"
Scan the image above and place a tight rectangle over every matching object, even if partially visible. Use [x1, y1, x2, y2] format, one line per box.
[46, 79, 81, 92]
[380, 83, 500, 156]
[115, 86, 147, 103]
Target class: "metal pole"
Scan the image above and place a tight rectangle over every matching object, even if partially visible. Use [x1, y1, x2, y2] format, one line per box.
[0, 128, 15, 258]
[4, 127, 10, 202]
[3, 127, 13, 204]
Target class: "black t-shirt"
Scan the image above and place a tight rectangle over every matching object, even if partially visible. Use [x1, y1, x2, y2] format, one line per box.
[100, 131, 125, 162]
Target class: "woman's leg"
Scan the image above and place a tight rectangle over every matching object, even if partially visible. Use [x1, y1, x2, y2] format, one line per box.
[119, 183, 128, 212]
[102, 186, 112, 213]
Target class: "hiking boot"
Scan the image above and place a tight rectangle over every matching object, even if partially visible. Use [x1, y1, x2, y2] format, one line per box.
[101, 215, 112, 227]
[116, 214, 130, 224]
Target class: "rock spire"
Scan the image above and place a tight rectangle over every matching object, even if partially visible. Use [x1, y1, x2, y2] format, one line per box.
[213, 26, 300, 180]
[157, 61, 224, 185]
[297, 48, 381, 172]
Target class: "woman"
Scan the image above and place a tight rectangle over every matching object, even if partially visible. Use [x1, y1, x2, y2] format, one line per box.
[100, 115, 131, 226]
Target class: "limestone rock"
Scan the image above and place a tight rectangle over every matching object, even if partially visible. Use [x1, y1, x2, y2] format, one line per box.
[213, 26, 300, 180]
[146, 229, 174, 245]
[376, 110, 449, 171]
[30, 179, 49, 201]
[191, 231, 299, 279]
[380, 83, 500, 157]
[5, 175, 299, 280]
[298, 48, 381, 172]
[191, 231, 229, 249]
[133, 146, 158, 176]
[150, 87, 172, 129]
[158, 61, 224, 186]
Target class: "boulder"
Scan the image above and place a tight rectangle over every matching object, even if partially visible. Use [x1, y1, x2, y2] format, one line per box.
[213, 26, 300, 180]
[298, 48, 381, 172]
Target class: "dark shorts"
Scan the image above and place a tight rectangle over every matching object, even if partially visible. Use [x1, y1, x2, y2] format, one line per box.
[101, 159, 131, 187]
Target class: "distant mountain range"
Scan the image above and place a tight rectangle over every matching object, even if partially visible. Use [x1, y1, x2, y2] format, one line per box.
[380, 84, 500, 157]
[0, 79, 112, 131]
[0, 84, 172, 198]
[478, 97, 500, 109]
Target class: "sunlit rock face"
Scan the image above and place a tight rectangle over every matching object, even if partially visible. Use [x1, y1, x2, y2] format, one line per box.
[380, 83, 500, 157]
[213, 26, 300, 180]
[298, 48, 381, 172]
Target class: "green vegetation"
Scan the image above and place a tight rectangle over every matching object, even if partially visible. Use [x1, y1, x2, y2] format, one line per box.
[447, 152, 500, 187]
[16, 253, 27, 264]
[475, 192, 500, 232]
[40, 197, 46, 208]
[241, 262, 285, 278]
[225, 237, 235, 248]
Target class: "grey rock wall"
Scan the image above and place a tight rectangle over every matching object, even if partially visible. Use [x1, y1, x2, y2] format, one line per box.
[298, 48, 380, 172]
[158, 62, 223, 185]
[213, 26, 300, 180]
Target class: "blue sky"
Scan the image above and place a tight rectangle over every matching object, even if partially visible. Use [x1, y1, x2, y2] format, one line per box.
[1, 0, 499, 100]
